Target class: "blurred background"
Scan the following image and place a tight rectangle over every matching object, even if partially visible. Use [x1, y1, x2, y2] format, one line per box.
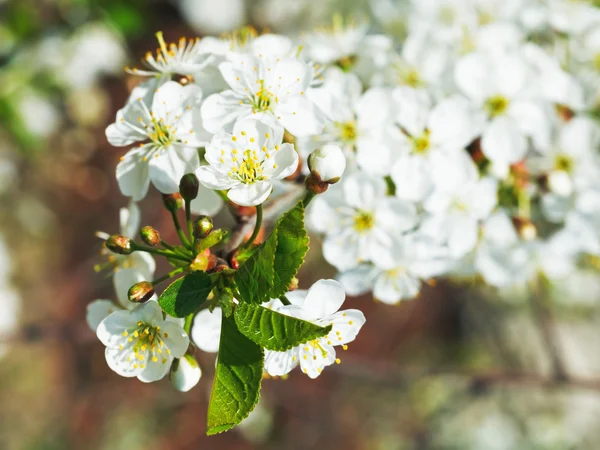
[2, 0, 600, 449]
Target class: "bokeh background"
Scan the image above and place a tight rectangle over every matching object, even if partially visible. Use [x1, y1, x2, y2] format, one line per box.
[2, 0, 600, 449]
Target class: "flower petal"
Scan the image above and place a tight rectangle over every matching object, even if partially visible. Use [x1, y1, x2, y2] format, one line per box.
[87, 300, 120, 332]
[227, 181, 273, 206]
[302, 279, 346, 320]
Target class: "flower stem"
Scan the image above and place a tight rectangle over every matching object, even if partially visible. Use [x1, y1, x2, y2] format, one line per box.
[240, 203, 263, 250]
[132, 243, 190, 262]
[171, 210, 191, 249]
[152, 267, 186, 286]
[279, 295, 291, 306]
[184, 312, 194, 335]
[185, 199, 194, 246]
[303, 191, 316, 207]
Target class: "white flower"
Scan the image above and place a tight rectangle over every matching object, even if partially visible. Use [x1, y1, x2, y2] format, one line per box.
[107, 79, 212, 199]
[304, 73, 398, 177]
[191, 307, 222, 353]
[126, 32, 213, 77]
[303, 18, 369, 66]
[201, 34, 325, 137]
[264, 280, 365, 379]
[307, 144, 346, 183]
[196, 119, 298, 206]
[454, 50, 550, 170]
[390, 88, 483, 201]
[338, 234, 451, 304]
[422, 152, 498, 259]
[170, 355, 202, 392]
[309, 173, 418, 271]
[96, 301, 189, 382]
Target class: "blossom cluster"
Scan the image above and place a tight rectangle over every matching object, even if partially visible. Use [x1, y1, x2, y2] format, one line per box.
[87, 0, 600, 431]
[300, 2, 600, 302]
[89, 27, 369, 400]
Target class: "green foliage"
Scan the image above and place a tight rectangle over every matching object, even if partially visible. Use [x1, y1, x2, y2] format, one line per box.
[207, 314, 263, 435]
[268, 202, 309, 298]
[158, 272, 213, 318]
[234, 303, 332, 351]
[234, 202, 309, 304]
[216, 287, 234, 318]
[234, 230, 278, 304]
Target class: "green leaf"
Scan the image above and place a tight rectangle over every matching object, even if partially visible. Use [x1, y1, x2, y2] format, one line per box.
[234, 303, 332, 351]
[158, 272, 213, 318]
[234, 228, 278, 304]
[207, 314, 264, 435]
[216, 287, 234, 318]
[268, 202, 309, 298]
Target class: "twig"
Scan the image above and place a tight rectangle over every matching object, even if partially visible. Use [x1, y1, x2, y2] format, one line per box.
[528, 275, 569, 382]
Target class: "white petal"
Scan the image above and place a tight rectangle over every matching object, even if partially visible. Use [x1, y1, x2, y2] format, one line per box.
[190, 184, 224, 216]
[275, 96, 325, 137]
[116, 147, 151, 201]
[191, 308, 222, 353]
[87, 300, 120, 332]
[481, 117, 527, 165]
[337, 265, 374, 297]
[298, 341, 336, 379]
[138, 355, 172, 382]
[391, 153, 432, 202]
[227, 181, 272, 206]
[196, 165, 238, 190]
[263, 143, 299, 179]
[376, 198, 417, 232]
[327, 309, 366, 344]
[120, 201, 140, 239]
[148, 146, 200, 194]
[302, 279, 346, 319]
[374, 272, 420, 304]
[105, 346, 142, 378]
[96, 310, 134, 347]
[161, 321, 190, 358]
[170, 355, 202, 392]
[264, 349, 298, 377]
[201, 91, 250, 133]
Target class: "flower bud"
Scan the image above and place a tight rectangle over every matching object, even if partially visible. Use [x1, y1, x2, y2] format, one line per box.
[190, 252, 209, 272]
[170, 355, 201, 392]
[106, 234, 133, 255]
[193, 215, 213, 239]
[139, 226, 161, 247]
[308, 145, 346, 184]
[127, 281, 154, 303]
[179, 173, 200, 201]
[162, 193, 183, 212]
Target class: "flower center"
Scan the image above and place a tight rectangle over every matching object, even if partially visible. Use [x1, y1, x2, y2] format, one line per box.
[122, 321, 170, 369]
[149, 117, 175, 147]
[485, 95, 510, 117]
[229, 149, 267, 184]
[402, 68, 422, 87]
[335, 121, 357, 143]
[554, 154, 573, 173]
[411, 131, 430, 154]
[251, 80, 273, 113]
[353, 210, 374, 232]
